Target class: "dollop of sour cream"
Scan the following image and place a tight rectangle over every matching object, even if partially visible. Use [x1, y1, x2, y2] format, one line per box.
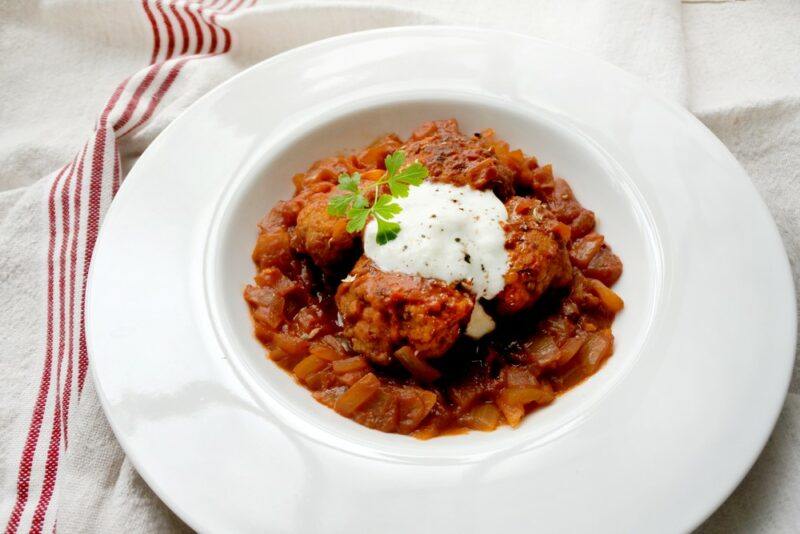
[364, 182, 509, 338]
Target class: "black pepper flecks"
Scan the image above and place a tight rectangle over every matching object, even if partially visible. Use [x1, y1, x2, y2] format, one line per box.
[464, 254, 471, 264]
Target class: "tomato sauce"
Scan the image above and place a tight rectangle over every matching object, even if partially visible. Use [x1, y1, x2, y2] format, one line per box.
[244, 120, 623, 438]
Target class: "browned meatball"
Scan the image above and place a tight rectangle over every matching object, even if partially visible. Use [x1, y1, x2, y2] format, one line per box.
[495, 197, 573, 315]
[400, 119, 516, 198]
[335, 258, 474, 365]
[292, 190, 360, 269]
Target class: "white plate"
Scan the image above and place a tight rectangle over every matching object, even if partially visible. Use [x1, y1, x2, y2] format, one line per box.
[87, 27, 796, 533]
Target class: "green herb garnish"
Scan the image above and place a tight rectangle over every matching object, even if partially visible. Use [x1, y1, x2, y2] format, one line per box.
[326, 150, 427, 245]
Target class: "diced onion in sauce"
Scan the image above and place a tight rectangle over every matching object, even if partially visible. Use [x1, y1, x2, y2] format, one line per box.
[359, 168, 385, 181]
[397, 389, 438, 434]
[394, 347, 441, 383]
[570, 233, 604, 269]
[496, 397, 525, 427]
[523, 334, 560, 367]
[558, 330, 614, 389]
[314, 386, 346, 408]
[498, 386, 555, 406]
[505, 365, 539, 388]
[558, 334, 588, 366]
[272, 333, 309, 358]
[334, 373, 380, 416]
[309, 343, 344, 361]
[448, 381, 483, 411]
[268, 346, 289, 362]
[578, 329, 613, 371]
[588, 279, 624, 313]
[337, 370, 369, 386]
[293, 355, 327, 381]
[353, 390, 398, 432]
[332, 356, 368, 374]
[461, 404, 501, 431]
[304, 370, 334, 391]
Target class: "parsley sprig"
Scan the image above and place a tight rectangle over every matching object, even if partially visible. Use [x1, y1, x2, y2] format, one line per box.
[326, 150, 427, 245]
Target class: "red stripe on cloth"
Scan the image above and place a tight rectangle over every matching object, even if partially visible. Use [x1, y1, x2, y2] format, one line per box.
[112, 63, 162, 132]
[61, 142, 90, 448]
[119, 57, 189, 138]
[121, 0, 224, 138]
[50, 146, 81, 449]
[211, 18, 230, 53]
[28, 398, 61, 534]
[99, 77, 131, 128]
[184, 3, 205, 54]
[7, 0, 245, 528]
[112, 1, 166, 132]
[3, 161, 73, 534]
[228, 0, 246, 13]
[111, 145, 121, 196]
[154, 1, 175, 60]
[197, 6, 218, 53]
[208, 0, 232, 53]
[77, 129, 110, 392]
[192, 2, 220, 54]
[169, 3, 190, 55]
[141, 0, 161, 64]
[61, 323, 74, 450]
[29, 143, 89, 533]
[217, 0, 250, 51]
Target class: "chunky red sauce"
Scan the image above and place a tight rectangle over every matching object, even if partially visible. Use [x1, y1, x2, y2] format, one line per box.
[244, 120, 623, 438]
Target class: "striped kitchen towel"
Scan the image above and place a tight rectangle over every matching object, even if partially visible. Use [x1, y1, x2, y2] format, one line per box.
[1, 3, 258, 532]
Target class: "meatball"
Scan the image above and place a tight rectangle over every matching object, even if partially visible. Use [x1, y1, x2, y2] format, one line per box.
[495, 197, 573, 315]
[292, 190, 360, 269]
[400, 119, 516, 198]
[335, 258, 474, 365]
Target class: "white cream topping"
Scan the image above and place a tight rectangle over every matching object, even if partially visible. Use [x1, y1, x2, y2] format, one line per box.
[364, 182, 509, 337]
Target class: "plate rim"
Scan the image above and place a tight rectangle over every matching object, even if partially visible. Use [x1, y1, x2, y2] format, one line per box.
[87, 25, 797, 533]
[202, 91, 667, 461]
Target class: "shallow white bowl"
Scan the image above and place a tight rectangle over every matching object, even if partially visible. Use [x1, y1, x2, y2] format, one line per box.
[88, 27, 796, 533]
[208, 96, 660, 459]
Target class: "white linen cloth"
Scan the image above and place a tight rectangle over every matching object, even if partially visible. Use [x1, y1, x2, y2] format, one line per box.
[0, 1, 796, 532]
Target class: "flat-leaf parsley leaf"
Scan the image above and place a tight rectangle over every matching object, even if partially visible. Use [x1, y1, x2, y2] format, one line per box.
[326, 150, 428, 245]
